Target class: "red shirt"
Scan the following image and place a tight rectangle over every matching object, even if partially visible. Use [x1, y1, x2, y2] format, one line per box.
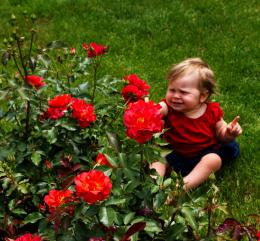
[163, 101, 223, 157]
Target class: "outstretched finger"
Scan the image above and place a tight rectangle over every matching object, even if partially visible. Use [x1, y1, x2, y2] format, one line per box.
[231, 116, 240, 127]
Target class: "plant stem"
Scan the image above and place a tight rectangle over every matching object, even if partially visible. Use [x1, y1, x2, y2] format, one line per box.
[206, 207, 212, 238]
[16, 37, 27, 76]
[91, 62, 98, 103]
[24, 100, 31, 141]
[28, 30, 35, 60]
[67, 74, 71, 91]
[12, 50, 23, 79]
[140, 144, 146, 180]
[14, 37, 31, 140]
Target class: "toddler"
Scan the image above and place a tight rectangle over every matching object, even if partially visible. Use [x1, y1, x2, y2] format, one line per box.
[151, 58, 242, 190]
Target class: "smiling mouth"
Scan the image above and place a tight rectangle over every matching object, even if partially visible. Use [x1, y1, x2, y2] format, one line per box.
[172, 102, 183, 105]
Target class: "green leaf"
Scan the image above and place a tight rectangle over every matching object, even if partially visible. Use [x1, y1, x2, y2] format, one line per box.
[79, 82, 89, 93]
[31, 151, 42, 166]
[165, 223, 187, 241]
[181, 206, 197, 230]
[154, 192, 167, 209]
[106, 130, 121, 153]
[144, 220, 162, 233]
[46, 40, 68, 49]
[99, 206, 116, 226]
[12, 208, 27, 215]
[8, 199, 16, 210]
[37, 54, 51, 68]
[104, 154, 118, 168]
[2, 177, 11, 189]
[163, 178, 172, 187]
[151, 185, 159, 194]
[24, 212, 44, 224]
[61, 124, 77, 131]
[83, 205, 99, 217]
[18, 181, 29, 194]
[131, 217, 145, 224]
[104, 197, 126, 206]
[0, 90, 9, 100]
[124, 212, 136, 225]
[43, 127, 57, 144]
[17, 143, 26, 152]
[17, 88, 29, 100]
[6, 185, 16, 196]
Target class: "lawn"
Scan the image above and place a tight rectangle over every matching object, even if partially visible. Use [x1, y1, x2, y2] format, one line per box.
[1, 0, 259, 223]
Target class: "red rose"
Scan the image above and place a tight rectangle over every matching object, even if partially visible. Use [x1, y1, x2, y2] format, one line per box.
[89, 238, 105, 241]
[257, 230, 260, 241]
[123, 100, 163, 144]
[45, 94, 72, 120]
[25, 75, 45, 90]
[74, 170, 112, 204]
[38, 203, 46, 212]
[121, 84, 145, 103]
[96, 153, 113, 167]
[123, 74, 150, 93]
[82, 42, 108, 57]
[70, 47, 76, 55]
[44, 189, 73, 213]
[70, 98, 96, 127]
[122, 74, 150, 104]
[48, 94, 72, 107]
[44, 159, 53, 169]
[13, 233, 42, 241]
[46, 106, 68, 120]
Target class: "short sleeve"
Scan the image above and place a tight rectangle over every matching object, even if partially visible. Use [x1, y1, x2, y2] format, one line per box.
[209, 102, 223, 122]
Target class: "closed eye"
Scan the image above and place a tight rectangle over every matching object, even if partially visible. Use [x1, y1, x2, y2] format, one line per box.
[169, 88, 176, 93]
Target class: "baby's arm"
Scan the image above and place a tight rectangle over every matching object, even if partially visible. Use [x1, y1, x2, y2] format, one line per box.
[216, 116, 242, 142]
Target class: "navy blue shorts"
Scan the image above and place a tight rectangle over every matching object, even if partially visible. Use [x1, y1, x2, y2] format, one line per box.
[166, 141, 240, 176]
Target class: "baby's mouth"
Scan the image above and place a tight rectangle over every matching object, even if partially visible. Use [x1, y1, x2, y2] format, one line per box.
[172, 102, 183, 105]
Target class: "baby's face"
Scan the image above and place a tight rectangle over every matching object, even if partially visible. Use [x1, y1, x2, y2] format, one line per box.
[165, 72, 205, 114]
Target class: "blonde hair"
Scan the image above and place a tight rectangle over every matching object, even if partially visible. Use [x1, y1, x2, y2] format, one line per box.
[167, 57, 216, 97]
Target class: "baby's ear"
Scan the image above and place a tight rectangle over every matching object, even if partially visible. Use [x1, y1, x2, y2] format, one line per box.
[200, 90, 209, 103]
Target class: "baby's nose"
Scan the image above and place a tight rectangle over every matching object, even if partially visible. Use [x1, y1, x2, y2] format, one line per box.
[172, 92, 181, 98]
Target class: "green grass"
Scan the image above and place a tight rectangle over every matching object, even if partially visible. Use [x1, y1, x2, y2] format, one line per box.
[1, 0, 259, 221]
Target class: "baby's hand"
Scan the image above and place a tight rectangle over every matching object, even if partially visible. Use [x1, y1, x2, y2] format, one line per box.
[226, 116, 242, 137]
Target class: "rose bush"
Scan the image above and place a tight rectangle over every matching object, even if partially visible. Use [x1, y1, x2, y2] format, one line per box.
[0, 13, 259, 241]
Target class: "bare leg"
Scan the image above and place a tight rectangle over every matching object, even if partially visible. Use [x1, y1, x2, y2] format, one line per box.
[150, 161, 167, 177]
[183, 153, 222, 190]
